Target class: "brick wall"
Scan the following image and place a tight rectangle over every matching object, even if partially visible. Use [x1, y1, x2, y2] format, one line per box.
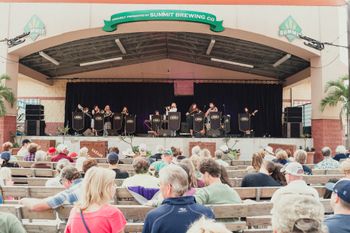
[0, 116, 16, 144]
[312, 119, 343, 162]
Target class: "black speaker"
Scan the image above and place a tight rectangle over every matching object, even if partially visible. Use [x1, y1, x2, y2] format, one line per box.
[180, 122, 190, 133]
[25, 105, 44, 121]
[25, 120, 45, 136]
[284, 107, 302, 123]
[25, 115, 44, 120]
[283, 122, 302, 138]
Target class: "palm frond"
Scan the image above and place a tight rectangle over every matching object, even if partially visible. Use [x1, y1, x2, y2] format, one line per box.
[321, 76, 349, 112]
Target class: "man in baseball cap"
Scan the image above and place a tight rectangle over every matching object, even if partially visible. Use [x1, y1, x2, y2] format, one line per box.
[271, 162, 319, 203]
[324, 179, 350, 233]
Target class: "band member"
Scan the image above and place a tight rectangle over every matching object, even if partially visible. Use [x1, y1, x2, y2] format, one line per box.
[165, 102, 177, 114]
[186, 103, 202, 136]
[103, 105, 114, 136]
[92, 105, 101, 115]
[205, 102, 218, 117]
[121, 106, 129, 116]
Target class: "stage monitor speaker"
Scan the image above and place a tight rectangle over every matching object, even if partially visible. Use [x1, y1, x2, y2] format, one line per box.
[193, 112, 205, 133]
[238, 113, 250, 132]
[209, 112, 221, 130]
[284, 107, 302, 123]
[93, 113, 104, 132]
[113, 113, 123, 131]
[151, 115, 162, 132]
[168, 112, 181, 131]
[125, 115, 136, 134]
[25, 120, 45, 136]
[283, 122, 302, 138]
[159, 129, 172, 137]
[223, 115, 231, 134]
[72, 112, 84, 131]
[180, 122, 190, 134]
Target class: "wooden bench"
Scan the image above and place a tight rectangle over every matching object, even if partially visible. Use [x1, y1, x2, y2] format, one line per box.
[10, 168, 55, 178]
[0, 199, 332, 233]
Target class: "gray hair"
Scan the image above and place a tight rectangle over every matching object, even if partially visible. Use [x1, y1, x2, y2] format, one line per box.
[159, 165, 188, 197]
[294, 150, 307, 164]
[191, 146, 201, 156]
[34, 150, 47, 162]
[215, 150, 224, 159]
[321, 147, 331, 157]
[56, 159, 70, 173]
[79, 147, 89, 157]
[336, 145, 347, 154]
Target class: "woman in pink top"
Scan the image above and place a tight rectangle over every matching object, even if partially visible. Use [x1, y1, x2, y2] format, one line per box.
[65, 167, 126, 233]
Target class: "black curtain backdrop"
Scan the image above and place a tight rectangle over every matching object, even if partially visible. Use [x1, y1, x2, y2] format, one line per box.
[65, 82, 282, 137]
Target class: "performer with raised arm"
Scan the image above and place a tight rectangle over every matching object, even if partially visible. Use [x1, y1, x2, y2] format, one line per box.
[165, 102, 177, 114]
[103, 105, 114, 136]
[205, 102, 218, 117]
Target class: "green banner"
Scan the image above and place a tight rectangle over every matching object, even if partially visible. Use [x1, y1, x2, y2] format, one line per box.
[103, 10, 224, 32]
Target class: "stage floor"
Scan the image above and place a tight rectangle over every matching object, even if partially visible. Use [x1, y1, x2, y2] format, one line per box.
[20, 136, 313, 160]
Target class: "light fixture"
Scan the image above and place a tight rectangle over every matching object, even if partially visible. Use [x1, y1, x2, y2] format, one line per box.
[79, 57, 123, 67]
[210, 58, 254, 68]
[115, 39, 126, 54]
[273, 54, 291, 67]
[206, 39, 215, 55]
[39, 51, 60, 66]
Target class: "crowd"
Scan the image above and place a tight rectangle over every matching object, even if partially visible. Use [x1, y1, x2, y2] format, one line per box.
[0, 139, 350, 233]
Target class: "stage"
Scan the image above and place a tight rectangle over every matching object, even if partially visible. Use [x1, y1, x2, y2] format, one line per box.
[19, 136, 313, 160]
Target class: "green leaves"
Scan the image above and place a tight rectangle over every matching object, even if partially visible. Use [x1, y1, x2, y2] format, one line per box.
[0, 74, 16, 117]
[320, 75, 349, 112]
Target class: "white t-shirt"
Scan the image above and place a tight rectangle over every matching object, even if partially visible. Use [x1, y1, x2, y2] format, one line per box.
[122, 174, 159, 188]
[271, 179, 319, 204]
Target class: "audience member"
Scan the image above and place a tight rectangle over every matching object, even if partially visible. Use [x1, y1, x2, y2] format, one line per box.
[31, 150, 51, 169]
[78, 147, 89, 157]
[68, 152, 78, 159]
[0, 167, 13, 186]
[178, 159, 198, 195]
[107, 152, 129, 179]
[149, 145, 164, 162]
[191, 145, 201, 157]
[2, 142, 13, 153]
[314, 147, 339, 169]
[294, 149, 312, 175]
[23, 143, 38, 161]
[122, 157, 159, 188]
[150, 149, 174, 173]
[75, 156, 87, 173]
[186, 217, 231, 233]
[65, 167, 126, 233]
[199, 148, 211, 159]
[271, 163, 287, 186]
[273, 150, 288, 165]
[214, 150, 229, 167]
[108, 146, 119, 154]
[246, 152, 263, 173]
[242, 160, 281, 187]
[272, 194, 326, 233]
[51, 144, 73, 162]
[0, 152, 19, 168]
[20, 166, 82, 211]
[195, 158, 241, 204]
[271, 162, 319, 203]
[47, 147, 56, 157]
[219, 165, 233, 187]
[263, 146, 276, 161]
[324, 179, 350, 233]
[16, 139, 31, 157]
[333, 145, 348, 162]
[142, 165, 214, 233]
[81, 158, 98, 177]
[45, 158, 70, 187]
[340, 159, 350, 178]
[0, 212, 26, 233]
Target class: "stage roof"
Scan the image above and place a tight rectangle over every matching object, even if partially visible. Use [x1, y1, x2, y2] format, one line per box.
[19, 32, 310, 81]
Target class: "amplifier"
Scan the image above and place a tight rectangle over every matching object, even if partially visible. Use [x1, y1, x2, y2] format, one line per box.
[283, 122, 302, 138]
[25, 120, 45, 136]
[284, 107, 302, 123]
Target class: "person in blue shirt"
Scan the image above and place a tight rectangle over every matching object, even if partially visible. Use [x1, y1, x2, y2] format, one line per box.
[324, 179, 350, 233]
[142, 165, 214, 233]
[333, 145, 349, 162]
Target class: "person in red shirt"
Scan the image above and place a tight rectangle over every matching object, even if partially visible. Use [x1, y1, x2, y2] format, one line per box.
[65, 167, 126, 233]
[51, 144, 73, 163]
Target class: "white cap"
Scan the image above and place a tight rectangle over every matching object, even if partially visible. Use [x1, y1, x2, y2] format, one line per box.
[281, 162, 304, 176]
[264, 146, 274, 155]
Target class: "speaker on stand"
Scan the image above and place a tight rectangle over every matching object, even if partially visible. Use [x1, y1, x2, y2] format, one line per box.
[283, 107, 302, 138]
[25, 105, 45, 136]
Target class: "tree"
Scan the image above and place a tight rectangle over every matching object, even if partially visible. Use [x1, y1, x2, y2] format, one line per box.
[0, 74, 15, 116]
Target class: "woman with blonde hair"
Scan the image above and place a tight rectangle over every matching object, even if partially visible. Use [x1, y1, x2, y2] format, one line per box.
[65, 167, 126, 233]
[272, 194, 327, 233]
[246, 152, 263, 173]
[340, 158, 350, 178]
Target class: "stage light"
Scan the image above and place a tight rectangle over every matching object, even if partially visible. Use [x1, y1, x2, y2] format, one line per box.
[272, 54, 291, 67]
[39, 51, 60, 66]
[210, 58, 254, 68]
[79, 57, 123, 66]
[206, 39, 215, 55]
[115, 39, 127, 54]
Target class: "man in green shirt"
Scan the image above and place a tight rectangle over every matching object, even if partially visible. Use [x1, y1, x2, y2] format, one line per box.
[0, 212, 26, 233]
[195, 158, 241, 204]
[150, 149, 174, 173]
